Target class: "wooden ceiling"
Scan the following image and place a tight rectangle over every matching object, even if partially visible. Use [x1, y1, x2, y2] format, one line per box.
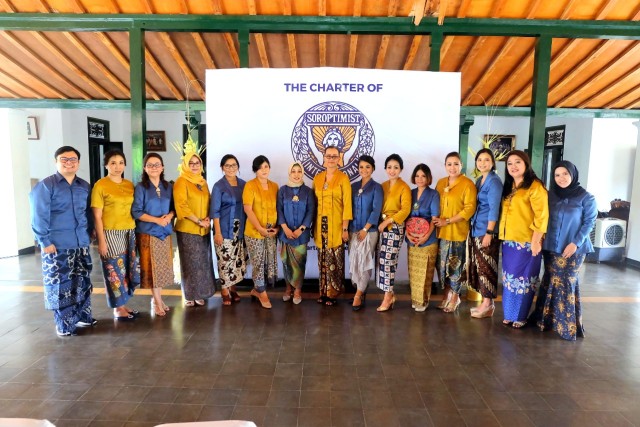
[0, 0, 639, 109]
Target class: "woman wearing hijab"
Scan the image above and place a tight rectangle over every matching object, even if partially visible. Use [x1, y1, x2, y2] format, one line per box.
[313, 146, 352, 306]
[531, 161, 596, 340]
[277, 162, 315, 304]
[173, 145, 215, 307]
[348, 155, 382, 311]
[211, 154, 247, 306]
[499, 150, 548, 328]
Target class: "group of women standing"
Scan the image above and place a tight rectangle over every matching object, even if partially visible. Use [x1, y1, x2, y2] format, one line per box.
[89, 144, 596, 341]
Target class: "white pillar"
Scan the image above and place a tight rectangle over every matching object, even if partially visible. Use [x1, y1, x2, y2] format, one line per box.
[626, 121, 640, 264]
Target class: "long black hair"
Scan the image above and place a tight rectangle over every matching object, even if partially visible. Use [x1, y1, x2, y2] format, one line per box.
[141, 152, 169, 189]
[502, 150, 544, 199]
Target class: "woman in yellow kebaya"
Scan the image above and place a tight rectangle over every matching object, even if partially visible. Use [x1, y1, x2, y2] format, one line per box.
[313, 146, 352, 306]
[376, 154, 411, 312]
[433, 151, 477, 313]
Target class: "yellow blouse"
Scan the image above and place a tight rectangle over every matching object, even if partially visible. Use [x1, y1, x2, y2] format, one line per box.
[90, 177, 135, 230]
[173, 176, 211, 236]
[313, 170, 352, 249]
[381, 178, 411, 225]
[499, 180, 549, 243]
[242, 178, 279, 239]
[435, 175, 477, 242]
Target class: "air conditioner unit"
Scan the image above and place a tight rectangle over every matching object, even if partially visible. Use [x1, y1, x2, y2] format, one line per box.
[586, 218, 626, 263]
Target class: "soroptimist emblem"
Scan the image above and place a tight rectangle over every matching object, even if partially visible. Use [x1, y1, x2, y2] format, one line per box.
[291, 101, 375, 182]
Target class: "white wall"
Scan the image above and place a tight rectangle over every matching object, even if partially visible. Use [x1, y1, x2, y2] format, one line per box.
[545, 117, 593, 189]
[587, 118, 637, 211]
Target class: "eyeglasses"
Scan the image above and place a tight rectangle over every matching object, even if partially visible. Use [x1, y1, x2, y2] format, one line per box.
[188, 161, 201, 167]
[145, 163, 162, 169]
[58, 157, 78, 164]
[324, 155, 339, 160]
[223, 163, 238, 169]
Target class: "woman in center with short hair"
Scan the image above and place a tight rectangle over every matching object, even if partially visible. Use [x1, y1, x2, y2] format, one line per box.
[243, 155, 279, 309]
[376, 153, 411, 312]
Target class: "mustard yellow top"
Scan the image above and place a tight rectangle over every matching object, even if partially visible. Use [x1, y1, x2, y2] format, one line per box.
[313, 170, 352, 248]
[499, 180, 549, 243]
[173, 176, 211, 236]
[90, 177, 135, 230]
[381, 178, 411, 224]
[435, 175, 477, 242]
[242, 178, 279, 239]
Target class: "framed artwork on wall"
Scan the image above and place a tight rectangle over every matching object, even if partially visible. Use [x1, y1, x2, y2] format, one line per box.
[145, 131, 166, 152]
[485, 134, 516, 160]
[27, 116, 38, 140]
[87, 117, 109, 141]
[545, 125, 566, 148]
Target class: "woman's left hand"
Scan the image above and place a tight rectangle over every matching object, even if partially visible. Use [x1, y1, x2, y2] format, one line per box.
[562, 243, 577, 259]
[342, 230, 349, 242]
[531, 240, 542, 257]
[481, 234, 493, 248]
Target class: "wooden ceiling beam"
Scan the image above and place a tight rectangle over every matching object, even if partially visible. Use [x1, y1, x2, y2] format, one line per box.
[208, 0, 240, 68]
[0, 47, 65, 97]
[375, 0, 399, 69]
[191, 33, 216, 69]
[158, 32, 204, 98]
[283, 0, 298, 67]
[247, 0, 269, 68]
[30, 32, 114, 99]
[0, 80, 19, 97]
[0, 0, 16, 12]
[574, 58, 640, 108]
[0, 67, 44, 98]
[403, 35, 423, 70]
[0, 31, 90, 99]
[144, 47, 183, 100]
[318, 0, 326, 67]
[439, 0, 474, 68]
[604, 82, 640, 108]
[347, 0, 362, 68]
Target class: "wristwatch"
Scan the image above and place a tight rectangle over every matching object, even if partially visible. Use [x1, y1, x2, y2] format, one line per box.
[446, 218, 451, 225]
[300, 226, 306, 232]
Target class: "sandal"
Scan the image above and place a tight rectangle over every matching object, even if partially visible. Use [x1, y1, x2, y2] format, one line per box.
[250, 289, 272, 309]
[221, 289, 232, 306]
[317, 296, 326, 304]
[194, 299, 206, 306]
[184, 300, 195, 307]
[230, 290, 241, 303]
[325, 298, 338, 306]
[151, 300, 166, 317]
[512, 321, 527, 329]
[502, 320, 513, 326]
[283, 289, 292, 302]
[293, 291, 302, 305]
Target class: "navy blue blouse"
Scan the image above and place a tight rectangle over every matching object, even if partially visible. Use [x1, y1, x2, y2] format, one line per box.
[349, 179, 383, 233]
[543, 189, 597, 255]
[406, 187, 440, 247]
[277, 184, 315, 246]
[131, 181, 174, 240]
[470, 171, 503, 238]
[210, 177, 246, 239]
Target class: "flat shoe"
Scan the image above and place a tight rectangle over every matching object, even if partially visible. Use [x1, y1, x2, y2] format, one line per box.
[114, 314, 135, 321]
[184, 300, 195, 307]
[293, 294, 302, 305]
[76, 318, 98, 327]
[194, 299, 206, 306]
[56, 329, 77, 337]
[512, 321, 527, 329]
[127, 310, 140, 317]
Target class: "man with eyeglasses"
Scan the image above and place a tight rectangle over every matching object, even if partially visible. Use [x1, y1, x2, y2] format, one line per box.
[30, 146, 96, 337]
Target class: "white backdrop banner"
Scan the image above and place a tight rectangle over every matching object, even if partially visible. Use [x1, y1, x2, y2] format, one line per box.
[206, 67, 461, 281]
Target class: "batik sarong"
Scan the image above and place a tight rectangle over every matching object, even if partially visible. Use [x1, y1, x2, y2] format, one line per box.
[531, 252, 586, 340]
[408, 242, 438, 307]
[245, 235, 277, 292]
[501, 240, 542, 322]
[214, 219, 248, 289]
[468, 236, 500, 299]
[138, 233, 174, 289]
[437, 239, 467, 293]
[318, 216, 345, 299]
[101, 229, 140, 308]
[176, 231, 216, 301]
[348, 231, 378, 292]
[42, 247, 93, 334]
[280, 243, 307, 290]
[376, 223, 405, 292]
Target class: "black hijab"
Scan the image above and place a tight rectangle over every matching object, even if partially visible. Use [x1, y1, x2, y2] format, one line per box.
[551, 160, 585, 199]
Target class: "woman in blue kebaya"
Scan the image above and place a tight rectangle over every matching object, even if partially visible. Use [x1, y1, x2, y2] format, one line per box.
[211, 154, 248, 306]
[132, 153, 174, 316]
[348, 155, 383, 311]
[468, 149, 503, 319]
[405, 164, 439, 312]
[531, 160, 597, 340]
[277, 162, 315, 304]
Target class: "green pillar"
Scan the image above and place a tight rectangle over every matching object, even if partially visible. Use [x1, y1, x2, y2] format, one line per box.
[238, 29, 249, 68]
[129, 26, 146, 183]
[459, 115, 475, 174]
[429, 31, 443, 72]
[528, 35, 552, 175]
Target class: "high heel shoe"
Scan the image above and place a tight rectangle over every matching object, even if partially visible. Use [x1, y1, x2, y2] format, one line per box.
[471, 303, 495, 318]
[352, 293, 366, 311]
[230, 290, 241, 303]
[151, 300, 165, 317]
[221, 289, 232, 306]
[443, 295, 460, 313]
[377, 293, 395, 312]
[250, 289, 272, 309]
[437, 293, 452, 310]
[292, 290, 302, 305]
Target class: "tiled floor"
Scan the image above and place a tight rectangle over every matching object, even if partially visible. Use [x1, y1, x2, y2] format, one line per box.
[1, 249, 640, 427]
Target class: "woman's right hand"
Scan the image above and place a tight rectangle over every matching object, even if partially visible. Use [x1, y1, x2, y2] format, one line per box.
[98, 241, 108, 257]
[357, 229, 367, 241]
[214, 234, 223, 246]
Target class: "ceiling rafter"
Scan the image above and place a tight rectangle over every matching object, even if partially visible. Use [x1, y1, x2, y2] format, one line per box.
[347, 0, 362, 68]
[560, 0, 580, 19]
[577, 64, 640, 108]
[402, 35, 422, 70]
[179, 1, 217, 72]
[158, 32, 204, 98]
[0, 31, 90, 99]
[210, 0, 239, 67]
[559, 43, 640, 107]
[247, 0, 269, 68]
[283, 0, 298, 68]
[0, 67, 44, 98]
[0, 47, 64, 97]
[462, 0, 543, 105]
[605, 82, 640, 109]
[0, 80, 20, 97]
[509, 0, 627, 106]
[375, 0, 399, 69]
[0, 0, 16, 12]
[318, 0, 326, 67]
[30, 32, 114, 99]
[144, 48, 184, 100]
[439, 0, 473, 67]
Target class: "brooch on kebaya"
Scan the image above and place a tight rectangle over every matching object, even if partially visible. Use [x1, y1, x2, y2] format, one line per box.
[292, 195, 299, 202]
[444, 186, 450, 193]
[413, 202, 419, 211]
[358, 188, 363, 196]
[323, 182, 328, 190]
